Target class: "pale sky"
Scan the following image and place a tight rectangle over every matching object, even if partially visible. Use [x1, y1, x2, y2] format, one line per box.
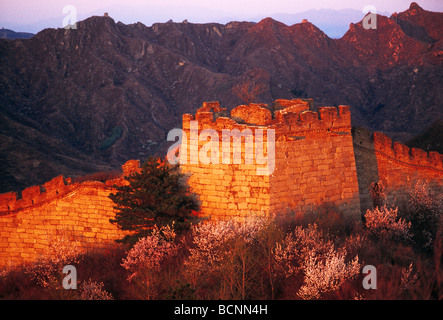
[0, 0, 442, 32]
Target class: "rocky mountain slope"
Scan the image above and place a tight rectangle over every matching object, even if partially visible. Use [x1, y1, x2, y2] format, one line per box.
[407, 119, 443, 154]
[0, 2, 441, 192]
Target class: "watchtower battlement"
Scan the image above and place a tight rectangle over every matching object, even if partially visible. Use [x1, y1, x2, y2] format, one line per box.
[179, 99, 361, 219]
[179, 99, 442, 220]
[182, 99, 351, 131]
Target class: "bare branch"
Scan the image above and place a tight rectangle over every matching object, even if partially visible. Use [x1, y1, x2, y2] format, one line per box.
[233, 81, 266, 105]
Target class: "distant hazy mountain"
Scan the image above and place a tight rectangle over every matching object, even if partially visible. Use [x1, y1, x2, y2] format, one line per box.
[264, 9, 390, 38]
[0, 3, 441, 192]
[3, 7, 388, 39]
[0, 28, 34, 40]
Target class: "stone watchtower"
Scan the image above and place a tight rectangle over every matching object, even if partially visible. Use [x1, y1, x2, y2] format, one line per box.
[179, 99, 361, 220]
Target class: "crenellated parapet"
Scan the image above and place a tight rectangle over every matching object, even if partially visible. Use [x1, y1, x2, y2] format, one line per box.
[0, 160, 141, 215]
[0, 176, 72, 214]
[182, 99, 352, 136]
[373, 132, 443, 172]
[0, 98, 441, 268]
[352, 127, 443, 215]
[274, 104, 351, 133]
[180, 99, 361, 219]
[0, 160, 142, 268]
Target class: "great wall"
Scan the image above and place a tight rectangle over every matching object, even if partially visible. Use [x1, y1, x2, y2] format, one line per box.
[1, 99, 442, 268]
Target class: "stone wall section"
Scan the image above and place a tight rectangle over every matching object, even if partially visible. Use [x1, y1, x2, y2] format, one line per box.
[180, 102, 272, 219]
[0, 161, 140, 268]
[180, 100, 362, 220]
[353, 127, 443, 213]
[271, 105, 361, 217]
[373, 132, 443, 205]
[0, 98, 442, 268]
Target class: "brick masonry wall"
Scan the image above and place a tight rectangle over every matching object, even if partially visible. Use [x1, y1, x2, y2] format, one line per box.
[0, 161, 140, 269]
[352, 127, 382, 215]
[0, 99, 442, 268]
[373, 132, 443, 205]
[180, 100, 362, 220]
[179, 102, 272, 219]
[271, 106, 361, 217]
[353, 127, 443, 213]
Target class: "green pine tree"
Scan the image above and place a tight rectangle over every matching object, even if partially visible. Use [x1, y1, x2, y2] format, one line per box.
[109, 157, 200, 245]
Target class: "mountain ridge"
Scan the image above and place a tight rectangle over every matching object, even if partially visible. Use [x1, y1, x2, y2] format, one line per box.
[0, 2, 441, 192]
